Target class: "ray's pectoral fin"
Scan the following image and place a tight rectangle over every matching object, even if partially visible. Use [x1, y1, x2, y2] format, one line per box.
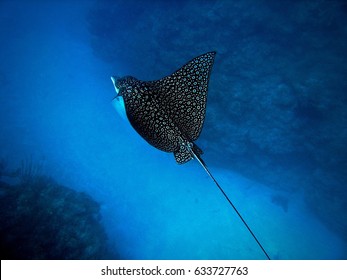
[174, 140, 203, 164]
[174, 146, 192, 164]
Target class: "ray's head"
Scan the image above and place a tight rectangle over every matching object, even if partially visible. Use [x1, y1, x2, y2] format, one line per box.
[111, 75, 138, 97]
[111, 75, 139, 122]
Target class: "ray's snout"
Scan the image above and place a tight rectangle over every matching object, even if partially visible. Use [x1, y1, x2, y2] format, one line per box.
[111, 76, 127, 121]
[111, 76, 120, 95]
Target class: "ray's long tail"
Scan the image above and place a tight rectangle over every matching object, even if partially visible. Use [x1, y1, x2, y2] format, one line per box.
[190, 149, 271, 260]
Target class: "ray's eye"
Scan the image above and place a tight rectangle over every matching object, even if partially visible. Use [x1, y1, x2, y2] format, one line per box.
[115, 80, 124, 89]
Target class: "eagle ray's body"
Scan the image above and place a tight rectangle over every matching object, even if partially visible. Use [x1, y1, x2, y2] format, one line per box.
[112, 52, 214, 164]
[111, 52, 271, 260]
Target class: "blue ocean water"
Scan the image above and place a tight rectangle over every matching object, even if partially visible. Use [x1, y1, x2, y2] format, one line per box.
[0, 0, 346, 259]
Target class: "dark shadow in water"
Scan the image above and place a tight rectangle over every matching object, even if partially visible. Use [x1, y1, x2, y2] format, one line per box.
[271, 194, 289, 213]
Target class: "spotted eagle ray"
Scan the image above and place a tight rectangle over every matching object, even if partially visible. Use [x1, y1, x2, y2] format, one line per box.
[111, 52, 271, 260]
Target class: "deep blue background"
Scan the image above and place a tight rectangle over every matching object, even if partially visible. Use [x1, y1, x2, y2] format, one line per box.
[0, 0, 346, 259]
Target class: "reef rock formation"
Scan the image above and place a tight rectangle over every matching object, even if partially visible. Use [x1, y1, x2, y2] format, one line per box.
[0, 165, 114, 259]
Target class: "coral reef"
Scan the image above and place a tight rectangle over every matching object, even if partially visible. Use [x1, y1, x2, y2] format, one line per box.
[0, 162, 115, 259]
